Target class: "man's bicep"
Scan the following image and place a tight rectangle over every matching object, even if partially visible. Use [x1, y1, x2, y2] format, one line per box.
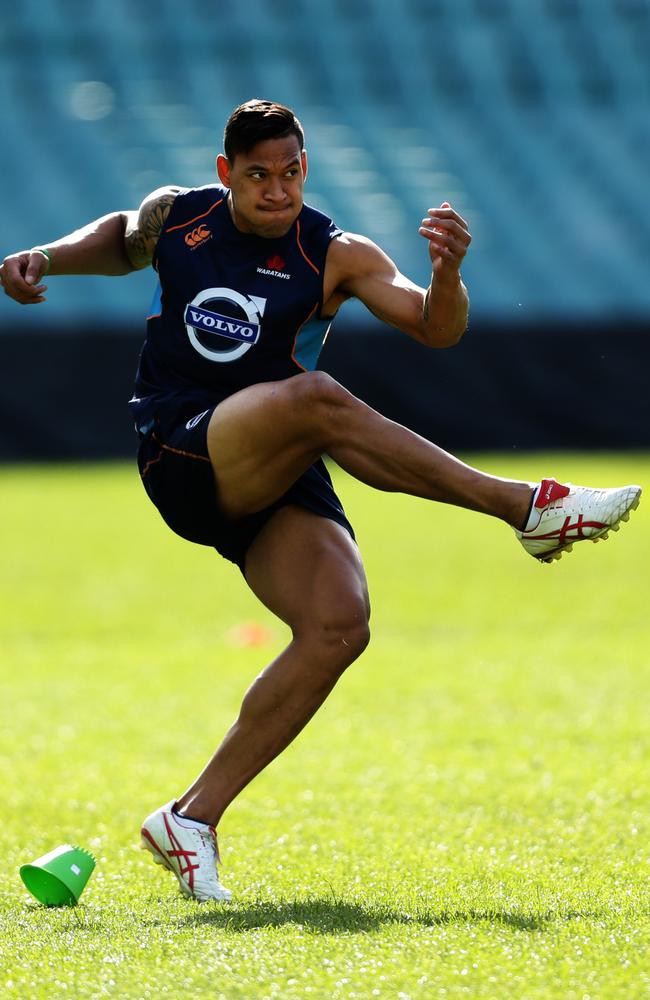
[124, 185, 182, 269]
[336, 234, 425, 336]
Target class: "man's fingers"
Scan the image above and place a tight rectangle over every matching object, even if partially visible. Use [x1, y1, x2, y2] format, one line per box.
[426, 205, 470, 232]
[0, 251, 49, 302]
[419, 220, 468, 243]
[2, 287, 47, 304]
[420, 229, 469, 255]
[419, 223, 471, 257]
[421, 214, 472, 244]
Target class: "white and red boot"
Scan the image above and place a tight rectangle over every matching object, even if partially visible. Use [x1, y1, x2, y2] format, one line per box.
[141, 801, 231, 902]
[516, 478, 641, 563]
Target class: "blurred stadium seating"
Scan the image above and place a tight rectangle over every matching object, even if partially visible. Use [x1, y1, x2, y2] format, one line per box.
[1, 1, 648, 458]
[1, 0, 649, 327]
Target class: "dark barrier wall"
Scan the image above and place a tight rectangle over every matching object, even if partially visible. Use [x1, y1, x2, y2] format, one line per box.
[1, 321, 648, 461]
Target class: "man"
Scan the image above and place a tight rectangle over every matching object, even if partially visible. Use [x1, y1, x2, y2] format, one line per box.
[1, 100, 641, 902]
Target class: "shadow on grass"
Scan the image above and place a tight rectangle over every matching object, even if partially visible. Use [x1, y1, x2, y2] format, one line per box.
[19, 898, 614, 936]
[173, 898, 554, 934]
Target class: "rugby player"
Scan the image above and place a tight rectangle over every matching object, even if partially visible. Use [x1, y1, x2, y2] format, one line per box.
[1, 100, 641, 901]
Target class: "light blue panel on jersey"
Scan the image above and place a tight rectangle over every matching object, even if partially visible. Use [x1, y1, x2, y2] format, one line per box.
[147, 282, 162, 318]
[293, 315, 332, 371]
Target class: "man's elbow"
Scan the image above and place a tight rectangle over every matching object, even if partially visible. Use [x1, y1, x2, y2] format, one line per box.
[422, 319, 468, 349]
[444, 318, 469, 347]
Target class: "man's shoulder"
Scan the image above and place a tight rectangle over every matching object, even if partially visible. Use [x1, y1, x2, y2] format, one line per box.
[161, 184, 228, 235]
[171, 184, 228, 209]
[322, 231, 395, 300]
[187, 183, 228, 197]
[298, 201, 343, 249]
[323, 231, 382, 266]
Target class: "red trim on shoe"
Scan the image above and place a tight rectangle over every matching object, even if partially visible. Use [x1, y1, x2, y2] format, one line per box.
[162, 813, 200, 891]
[141, 827, 168, 862]
[527, 517, 608, 542]
[535, 479, 571, 510]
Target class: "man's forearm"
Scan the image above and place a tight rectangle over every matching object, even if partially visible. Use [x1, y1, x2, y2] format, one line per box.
[422, 272, 469, 347]
[39, 212, 137, 276]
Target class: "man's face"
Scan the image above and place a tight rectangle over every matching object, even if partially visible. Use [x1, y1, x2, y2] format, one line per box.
[217, 135, 307, 239]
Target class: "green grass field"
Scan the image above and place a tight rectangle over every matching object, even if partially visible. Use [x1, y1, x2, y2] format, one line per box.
[1, 454, 649, 999]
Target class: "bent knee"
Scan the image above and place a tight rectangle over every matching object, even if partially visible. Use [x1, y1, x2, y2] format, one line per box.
[285, 372, 353, 425]
[329, 616, 371, 661]
[297, 609, 371, 671]
[290, 370, 342, 402]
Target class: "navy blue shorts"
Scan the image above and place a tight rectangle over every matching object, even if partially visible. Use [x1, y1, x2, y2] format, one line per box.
[136, 394, 355, 573]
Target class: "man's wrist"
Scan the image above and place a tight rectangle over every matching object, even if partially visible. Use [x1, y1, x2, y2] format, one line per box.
[31, 248, 53, 275]
[424, 271, 462, 319]
[431, 267, 462, 291]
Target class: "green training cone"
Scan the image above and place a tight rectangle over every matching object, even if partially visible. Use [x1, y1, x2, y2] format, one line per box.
[20, 844, 96, 906]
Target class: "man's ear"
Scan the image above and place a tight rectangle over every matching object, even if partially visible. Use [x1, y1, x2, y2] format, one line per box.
[301, 149, 308, 182]
[216, 154, 231, 187]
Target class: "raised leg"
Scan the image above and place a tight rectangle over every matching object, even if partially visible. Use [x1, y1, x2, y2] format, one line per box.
[207, 371, 532, 527]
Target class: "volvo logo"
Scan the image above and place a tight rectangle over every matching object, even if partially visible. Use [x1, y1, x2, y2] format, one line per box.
[184, 288, 267, 363]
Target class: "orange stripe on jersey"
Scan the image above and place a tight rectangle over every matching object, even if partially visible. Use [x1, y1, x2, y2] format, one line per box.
[165, 199, 224, 234]
[296, 220, 320, 275]
[146, 312, 161, 320]
[291, 301, 319, 371]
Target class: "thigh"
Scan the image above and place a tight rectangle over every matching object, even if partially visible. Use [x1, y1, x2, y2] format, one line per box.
[244, 505, 370, 634]
[206, 374, 328, 519]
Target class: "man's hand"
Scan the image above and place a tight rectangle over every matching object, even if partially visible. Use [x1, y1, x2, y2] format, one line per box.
[0, 250, 50, 304]
[416, 201, 471, 345]
[419, 202, 472, 281]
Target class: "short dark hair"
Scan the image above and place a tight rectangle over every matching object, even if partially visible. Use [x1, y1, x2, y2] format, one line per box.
[223, 100, 305, 162]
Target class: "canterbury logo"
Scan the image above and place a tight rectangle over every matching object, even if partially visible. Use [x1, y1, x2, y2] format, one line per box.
[185, 225, 212, 248]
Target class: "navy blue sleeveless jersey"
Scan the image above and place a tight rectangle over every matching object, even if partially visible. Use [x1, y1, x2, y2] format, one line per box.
[130, 184, 341, 432]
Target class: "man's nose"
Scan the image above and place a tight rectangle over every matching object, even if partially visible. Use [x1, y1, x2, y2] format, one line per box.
[264, 176, 285, 202]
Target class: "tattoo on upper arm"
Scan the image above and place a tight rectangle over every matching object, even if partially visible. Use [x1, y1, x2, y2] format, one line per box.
[124, 188, 180, 268]
[124, 226, 150, 269]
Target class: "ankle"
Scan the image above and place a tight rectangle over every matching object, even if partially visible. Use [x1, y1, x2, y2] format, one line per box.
[174, 798, 219, 827]
[518, 485, 537, 530]
[506, 483, 536, 530]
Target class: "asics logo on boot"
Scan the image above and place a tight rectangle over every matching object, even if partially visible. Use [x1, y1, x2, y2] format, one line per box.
[535, 478, 571, 510]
